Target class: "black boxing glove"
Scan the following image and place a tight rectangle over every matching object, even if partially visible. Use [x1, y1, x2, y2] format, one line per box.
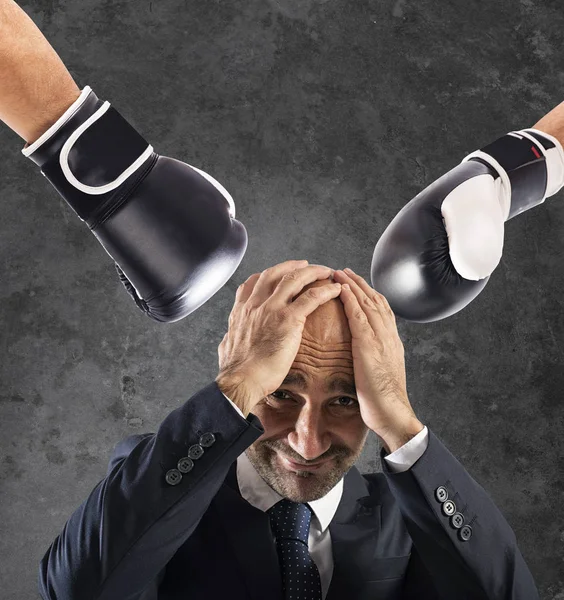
[23, 86, 247, 323]
[370, 128, 564, 322]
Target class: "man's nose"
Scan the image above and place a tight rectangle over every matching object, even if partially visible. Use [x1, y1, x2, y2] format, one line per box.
[287, 406, 331, 461]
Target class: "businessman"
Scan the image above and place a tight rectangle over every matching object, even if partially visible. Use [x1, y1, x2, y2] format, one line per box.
[0, 1, 553, 598]
[33, 260, 538, 600]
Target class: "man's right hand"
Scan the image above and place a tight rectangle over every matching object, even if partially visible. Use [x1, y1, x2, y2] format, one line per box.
[215, 260, 342, 417]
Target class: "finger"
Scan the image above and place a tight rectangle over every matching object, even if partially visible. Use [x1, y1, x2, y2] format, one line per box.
[247, 260, 310, 305]
[338, 276, 398, 341]
[290, 282, 343, 321]
[229, 273, 263, 329]
[336, 270, 386, 326]
[234, 272, 262, 305]
[336, 270, 396, 333]
[342, 269, 395, 317]
[338, 284, 374, 340]
[267, 264, 335, 309]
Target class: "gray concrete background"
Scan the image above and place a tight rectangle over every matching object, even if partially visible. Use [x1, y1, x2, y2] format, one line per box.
[1, 0, 563, 597]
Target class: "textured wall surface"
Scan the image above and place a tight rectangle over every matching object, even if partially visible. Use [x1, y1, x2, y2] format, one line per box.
[1, 0, 563, 598]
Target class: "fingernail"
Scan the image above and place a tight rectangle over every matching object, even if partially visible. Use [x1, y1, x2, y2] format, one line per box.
[344, 268, 354, 274]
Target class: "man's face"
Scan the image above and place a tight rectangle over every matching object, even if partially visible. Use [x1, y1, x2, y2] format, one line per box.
[245, 277, 370, 504]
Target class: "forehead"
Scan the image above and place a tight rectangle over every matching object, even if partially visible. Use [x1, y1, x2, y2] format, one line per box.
[281, 370, 356, 396]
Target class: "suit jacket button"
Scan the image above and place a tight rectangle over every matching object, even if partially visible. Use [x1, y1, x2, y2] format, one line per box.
[177, 457, 194, 473]
[199, 432, 216, 447]
[450, 512, 465, 529]
[165, 469, 182, 486]
[442, 500, 456, 516]
[188, 444, 204, 459]
[458, 525, 473, 541]
[435, 486, 448, 502]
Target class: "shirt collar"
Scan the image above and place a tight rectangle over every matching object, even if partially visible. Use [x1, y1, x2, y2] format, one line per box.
[236, 450, 344, 533]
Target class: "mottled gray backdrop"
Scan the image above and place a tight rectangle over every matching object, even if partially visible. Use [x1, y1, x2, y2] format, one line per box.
[1, 0, 563, 598]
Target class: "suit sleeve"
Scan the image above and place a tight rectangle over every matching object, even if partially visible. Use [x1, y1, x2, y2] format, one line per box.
[38, 381, 264, 600]
[383, 425, 429, 473]
[379, 428, 540, 600]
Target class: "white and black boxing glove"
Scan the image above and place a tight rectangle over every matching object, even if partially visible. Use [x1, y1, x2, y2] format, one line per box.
[370, 128, 564, 322]
[23, 86, 247, 323]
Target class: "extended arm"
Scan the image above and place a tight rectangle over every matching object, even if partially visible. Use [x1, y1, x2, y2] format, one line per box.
[533, 100, 564, 147]
[2, 0, 564, 150]
[0, 0, 79, 143]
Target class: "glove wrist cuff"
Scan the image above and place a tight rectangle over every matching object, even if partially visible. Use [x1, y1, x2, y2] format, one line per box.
[517, 128, 564, 198]
[21, 85, 155, 225]
[462, 130, 553, 221]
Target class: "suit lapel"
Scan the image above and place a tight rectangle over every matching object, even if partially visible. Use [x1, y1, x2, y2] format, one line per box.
[213, 462, 283, 600]
[326, 467, 382, 600]
[214, 462, 380, 600]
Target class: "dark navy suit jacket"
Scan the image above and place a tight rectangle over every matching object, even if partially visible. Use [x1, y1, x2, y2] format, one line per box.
[38, 381, 539, 600]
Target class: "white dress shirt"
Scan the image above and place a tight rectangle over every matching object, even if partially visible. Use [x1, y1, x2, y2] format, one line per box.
[222, 393, 429, 599]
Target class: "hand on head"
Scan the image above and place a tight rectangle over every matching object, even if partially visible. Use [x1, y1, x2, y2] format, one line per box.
[216, 260, 342, 417]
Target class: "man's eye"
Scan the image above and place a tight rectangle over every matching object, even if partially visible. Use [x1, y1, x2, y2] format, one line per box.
[270, 391, 357, 408]
[270, 391, 291, 400]
[335, 397, 356, 407]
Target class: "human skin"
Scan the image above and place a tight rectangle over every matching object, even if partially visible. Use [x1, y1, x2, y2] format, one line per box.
[242, 277, 371, 504]
[0, 0, 564, 148]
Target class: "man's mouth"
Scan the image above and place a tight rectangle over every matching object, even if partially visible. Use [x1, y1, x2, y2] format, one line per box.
[278, 453, 330, 471]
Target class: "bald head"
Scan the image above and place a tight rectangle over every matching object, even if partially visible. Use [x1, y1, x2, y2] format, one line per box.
[296, 277, 351, 348]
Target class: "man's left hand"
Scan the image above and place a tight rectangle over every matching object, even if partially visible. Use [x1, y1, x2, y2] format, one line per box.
[333, 268, 424, 450]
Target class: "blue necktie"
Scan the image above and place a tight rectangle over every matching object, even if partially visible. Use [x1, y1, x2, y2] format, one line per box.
[268, 499, 323, 600]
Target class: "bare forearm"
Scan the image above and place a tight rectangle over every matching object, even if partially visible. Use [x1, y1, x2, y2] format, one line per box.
[0, 0, 80, 143]
[533, 100, 564, 148]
